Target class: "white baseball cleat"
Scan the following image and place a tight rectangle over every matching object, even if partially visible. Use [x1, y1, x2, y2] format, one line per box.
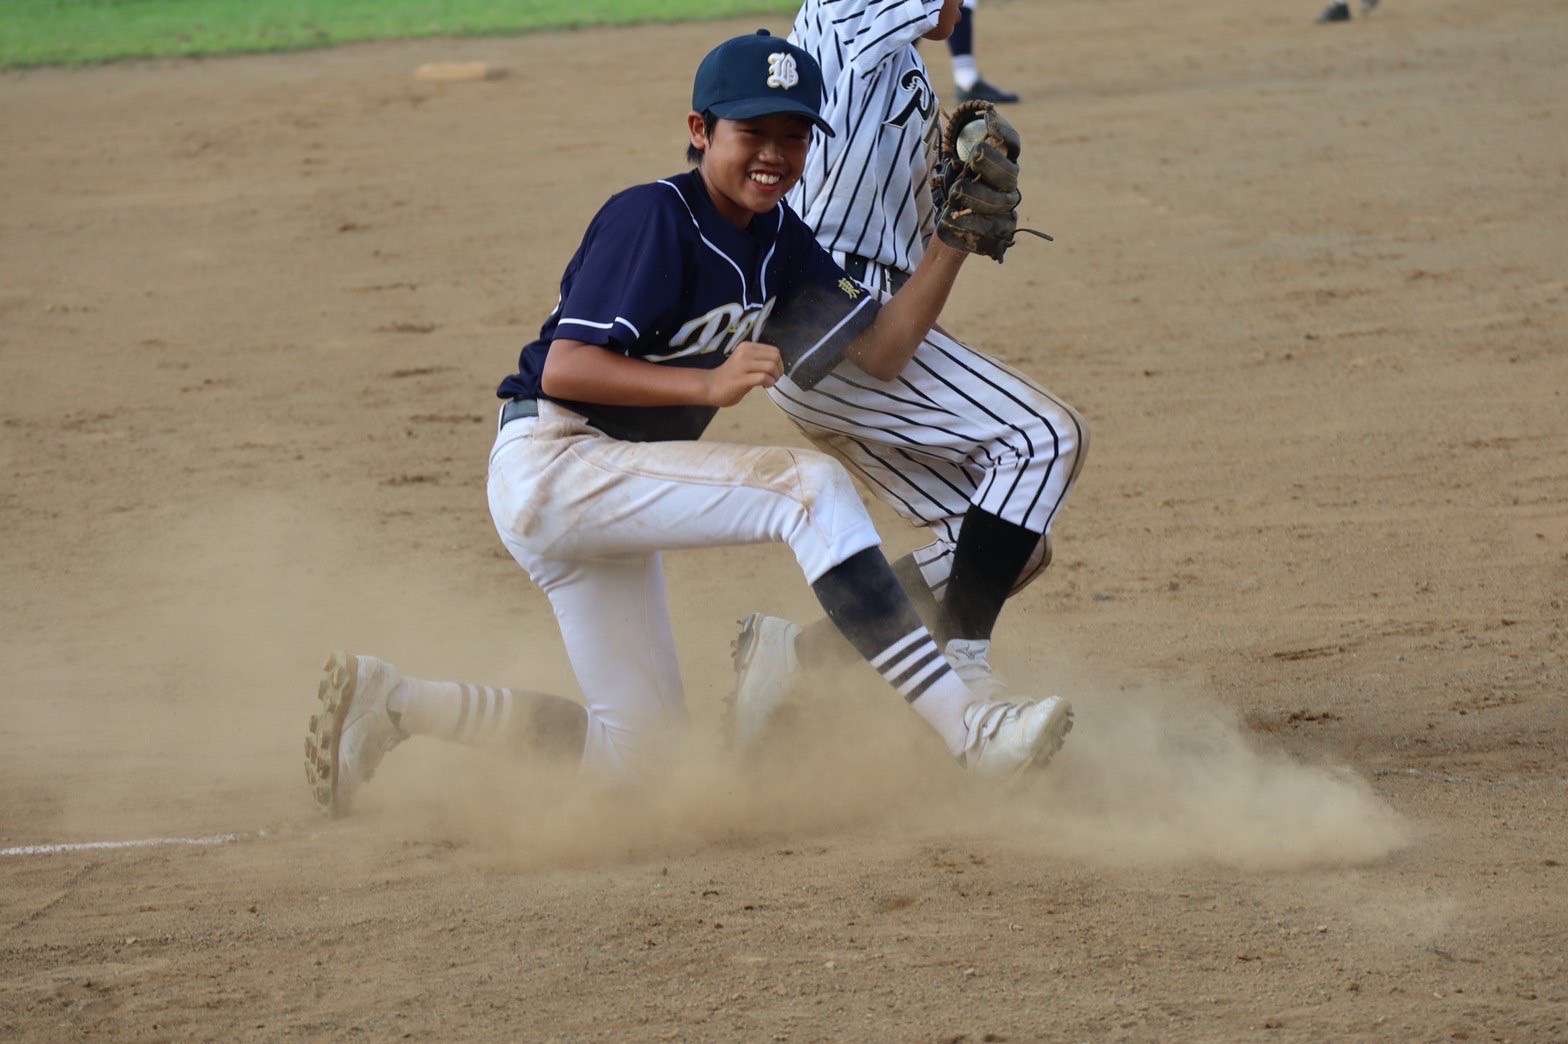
[961, 696, 1074, 779]
[944, 638, 1006, 700]
[304, 651, 408, 818]
[727, 612, 802, 748]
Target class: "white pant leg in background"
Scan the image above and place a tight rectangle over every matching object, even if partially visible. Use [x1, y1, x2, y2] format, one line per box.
[487, 403, 881, 780]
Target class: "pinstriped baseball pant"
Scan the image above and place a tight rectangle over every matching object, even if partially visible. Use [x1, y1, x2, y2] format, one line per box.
[767, 316, 1088, 603]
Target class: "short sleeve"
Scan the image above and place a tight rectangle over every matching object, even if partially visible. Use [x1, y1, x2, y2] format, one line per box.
[839, 0, 942, 77]
[554, 188, 686, 355]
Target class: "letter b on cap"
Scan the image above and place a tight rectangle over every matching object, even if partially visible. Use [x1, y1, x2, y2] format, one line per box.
[767, 52, 800, 90]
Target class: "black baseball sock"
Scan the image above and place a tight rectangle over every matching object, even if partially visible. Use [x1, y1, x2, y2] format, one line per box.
[795, 615, 861, 668]
[892, 552, 943, 627]
[811, 548, 926, 660]
[796, 548, 943, 668]
[810, 549, 975, 746]
[938, 508, 1046, 643]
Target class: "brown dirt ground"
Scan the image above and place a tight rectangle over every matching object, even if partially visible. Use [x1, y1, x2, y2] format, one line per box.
[2, 0, 1566, 1040]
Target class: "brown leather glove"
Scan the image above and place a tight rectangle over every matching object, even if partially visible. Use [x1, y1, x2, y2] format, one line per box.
[930, 100, 1044, 262]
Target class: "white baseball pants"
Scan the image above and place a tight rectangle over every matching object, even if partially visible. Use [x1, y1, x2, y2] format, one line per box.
[487, 401, 881, 781]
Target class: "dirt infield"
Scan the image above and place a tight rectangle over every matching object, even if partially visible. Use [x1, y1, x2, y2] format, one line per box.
[2, 0, 1565, 1039]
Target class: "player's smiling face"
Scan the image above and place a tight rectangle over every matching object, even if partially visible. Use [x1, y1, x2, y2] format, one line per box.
[689, 112, 812, 228]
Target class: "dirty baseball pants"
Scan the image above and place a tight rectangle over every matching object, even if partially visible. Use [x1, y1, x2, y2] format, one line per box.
[487, 400, 881, 781]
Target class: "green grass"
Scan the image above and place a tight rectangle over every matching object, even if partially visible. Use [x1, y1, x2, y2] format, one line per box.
[0, 0, 801, 69]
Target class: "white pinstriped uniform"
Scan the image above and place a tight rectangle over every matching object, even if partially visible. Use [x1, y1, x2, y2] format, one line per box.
[787, 0, 939, 276]
[777, 0, 1087, 600]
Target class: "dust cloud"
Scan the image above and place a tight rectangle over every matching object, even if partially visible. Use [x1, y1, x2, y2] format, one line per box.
[994, 674, 1412, 871]
[17, 492, 1404, 878]
[367, 660, 1409, 875]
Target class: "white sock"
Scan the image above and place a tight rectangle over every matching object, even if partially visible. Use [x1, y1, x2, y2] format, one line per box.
[869, 631, 976, 757]
[388, 677, 516, 749]
[952, 57, 979, 91]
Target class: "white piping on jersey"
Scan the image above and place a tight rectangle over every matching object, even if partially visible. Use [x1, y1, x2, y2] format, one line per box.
[757, 240, 780, 301]
[549, 288, 645, 345]
[556, 315, 642, 341]
[656, 177, 783, 309]
[787, 294, 879, 377]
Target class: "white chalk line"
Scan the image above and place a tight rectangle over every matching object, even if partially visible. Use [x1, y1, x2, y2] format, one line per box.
[1, 831, 267, 858]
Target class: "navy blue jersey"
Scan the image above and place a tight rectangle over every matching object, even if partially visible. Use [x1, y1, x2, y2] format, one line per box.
[498, 169, 863, 442]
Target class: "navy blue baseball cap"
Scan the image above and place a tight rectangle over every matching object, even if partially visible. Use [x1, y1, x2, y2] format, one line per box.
[692, 30, 835, 137]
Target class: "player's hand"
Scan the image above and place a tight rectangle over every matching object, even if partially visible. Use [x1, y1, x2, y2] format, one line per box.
[706, 340, 783, 407]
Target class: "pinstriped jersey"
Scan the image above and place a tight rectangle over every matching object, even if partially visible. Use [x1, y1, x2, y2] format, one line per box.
[787, 0, 945, 276]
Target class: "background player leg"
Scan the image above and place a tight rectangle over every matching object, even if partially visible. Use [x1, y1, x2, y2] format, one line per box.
[948, 1, 1020, 105]
[764, 336, 1088, 702]
[928, 507, 1047, 695]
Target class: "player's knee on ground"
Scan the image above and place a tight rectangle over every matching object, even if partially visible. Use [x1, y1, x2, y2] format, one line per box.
[495, 693, 589, 765]
[579, 709, 686, 783]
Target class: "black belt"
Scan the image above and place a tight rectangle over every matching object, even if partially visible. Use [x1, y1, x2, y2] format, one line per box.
[499, 397, 539, 428]
[843, 255, 911, 295]
[500, 397, 641, 441]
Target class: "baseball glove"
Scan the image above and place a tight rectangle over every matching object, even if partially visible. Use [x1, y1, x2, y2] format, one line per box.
[930, 100, 1051, 262]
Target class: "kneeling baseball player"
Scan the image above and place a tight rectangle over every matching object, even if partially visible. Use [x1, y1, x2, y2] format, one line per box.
[305, 30, 1071, 816]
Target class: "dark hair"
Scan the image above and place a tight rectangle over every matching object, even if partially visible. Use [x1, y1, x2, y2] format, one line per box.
[686, 111, 719, 166]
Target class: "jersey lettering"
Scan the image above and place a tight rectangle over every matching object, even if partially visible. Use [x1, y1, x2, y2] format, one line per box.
[885, 69, 936, 130]
[650, 300, 773, 363]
